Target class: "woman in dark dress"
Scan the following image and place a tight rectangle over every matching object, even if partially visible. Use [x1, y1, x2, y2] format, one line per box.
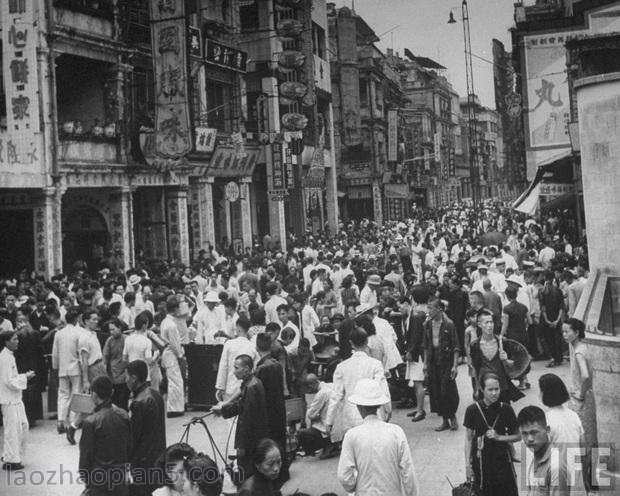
[463, 372, 521, 496]
[238, 439, 282, 496]
[470, 309, 525, 404]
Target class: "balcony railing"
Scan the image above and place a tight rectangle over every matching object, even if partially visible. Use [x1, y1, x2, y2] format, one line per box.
[54, 0, 114, 20]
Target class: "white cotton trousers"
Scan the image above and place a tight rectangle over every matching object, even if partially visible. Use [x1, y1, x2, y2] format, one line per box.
[1, 402, 28, 464]
[161, 350, 184, 413]
[58, 375, 81, 425]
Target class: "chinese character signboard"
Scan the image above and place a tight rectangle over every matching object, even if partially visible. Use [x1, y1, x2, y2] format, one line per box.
[149, 0, 192, 159]
[269, 142, 285, 190]
[539, 182, 573, 197]
[207, 145, 261, 177]
[1, 0, 40, 170]
[285, 147, 295, 189]
[387, 110, 398, 162]
[205, 39, 247, 73]
[433, 132, 441, 164]
[195, 127, 217, 153]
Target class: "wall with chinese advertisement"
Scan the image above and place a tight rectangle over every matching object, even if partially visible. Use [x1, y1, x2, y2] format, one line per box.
[149, 0, 192, 159]
[0, 0, 44, 186]
[522, 1, 620, 180]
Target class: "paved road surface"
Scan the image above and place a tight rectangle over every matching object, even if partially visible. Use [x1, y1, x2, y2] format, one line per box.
[0, 360, 570, 495]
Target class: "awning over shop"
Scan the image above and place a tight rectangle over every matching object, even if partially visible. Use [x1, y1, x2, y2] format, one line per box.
[512, 150, 573, 214]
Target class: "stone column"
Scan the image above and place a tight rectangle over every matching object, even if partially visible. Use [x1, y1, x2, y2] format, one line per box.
[189, 178, 216, 257]
[33, 187, 63, 279]
[165, 187, 191, 265]
[110, 187, 135, 270]
[239, 178, 253, 251]
[372, 180, 383, 226]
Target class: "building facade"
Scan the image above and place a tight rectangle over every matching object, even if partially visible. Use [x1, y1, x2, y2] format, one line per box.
[328, 5, 409, 223]
[392, 52, 461, 207]
[492, 38, 526, 200]
[0, 0, 337, 278]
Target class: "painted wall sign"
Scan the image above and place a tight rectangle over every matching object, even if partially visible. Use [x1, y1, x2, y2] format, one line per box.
[149, 0, 192, 159]
[1, 0, 41, 171]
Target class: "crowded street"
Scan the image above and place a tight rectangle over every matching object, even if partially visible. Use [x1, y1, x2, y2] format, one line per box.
[1, 359, 571, 496]
[2, 0, 620, 495]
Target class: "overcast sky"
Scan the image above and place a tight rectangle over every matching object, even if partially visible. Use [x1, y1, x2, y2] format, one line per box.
[334, 0, 516, 109]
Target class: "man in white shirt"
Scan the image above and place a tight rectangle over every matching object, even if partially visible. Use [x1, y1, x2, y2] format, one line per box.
[277, 304, 300, 353]
[122, 312, 154, 381]
[326, 328, 391, 435]
[68, 309, 107, 444]
[264, 282, 287, 326]
[215, 316, 258, 402]
[221, 298, 239, 339]
[52, 307, 82, 436]
[0, 331, 34, 470]
[538, 242, 556, 270]
[337, 378, 418, 496]
[192, 292, 226, 344]
[297, 374, 338, 458]
[359, 275, 380, 309]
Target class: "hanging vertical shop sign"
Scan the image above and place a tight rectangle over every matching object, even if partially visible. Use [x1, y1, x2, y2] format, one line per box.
[433, 132, 441, 164]
[194, 127, 217, 153]
[149, 0, 192, 159]
[285, 147, 295, 190]
[1, 0, 40, 169]
[387, 110, 398, 162]
[269, 142, 286, 190]
[449, 147, 456, 176]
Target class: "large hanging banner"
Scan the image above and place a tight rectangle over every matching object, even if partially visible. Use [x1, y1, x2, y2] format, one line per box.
[1, 0, 40, 170]
[149, 0, 192, 159]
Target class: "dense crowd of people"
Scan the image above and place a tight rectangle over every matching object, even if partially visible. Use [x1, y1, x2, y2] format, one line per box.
[0, 201, 597, 495]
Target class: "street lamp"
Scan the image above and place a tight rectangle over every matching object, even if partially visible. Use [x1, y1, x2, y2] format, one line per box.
[449, 0, 480, 207]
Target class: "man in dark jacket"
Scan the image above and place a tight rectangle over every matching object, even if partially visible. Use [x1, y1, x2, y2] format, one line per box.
[423, 297, 460, 432]
[212, 354, 268, 484]
[255, 333, 288, 484]
[125, 360, 166, 496]
[79, 375, 131, 496]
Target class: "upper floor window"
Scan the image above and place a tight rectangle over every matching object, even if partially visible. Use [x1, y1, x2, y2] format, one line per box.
[312, 22, 326, 59]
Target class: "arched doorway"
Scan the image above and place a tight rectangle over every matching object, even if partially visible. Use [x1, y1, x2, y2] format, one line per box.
[62, 205, 110, 273]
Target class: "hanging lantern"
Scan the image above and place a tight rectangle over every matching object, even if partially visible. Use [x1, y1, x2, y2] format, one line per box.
[281, 112, 309, 130]
[280, 81, 308, 99]
[277, 19, 304, 39]
[278, 50, 306, 69]
[301, 92, 316, 107]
